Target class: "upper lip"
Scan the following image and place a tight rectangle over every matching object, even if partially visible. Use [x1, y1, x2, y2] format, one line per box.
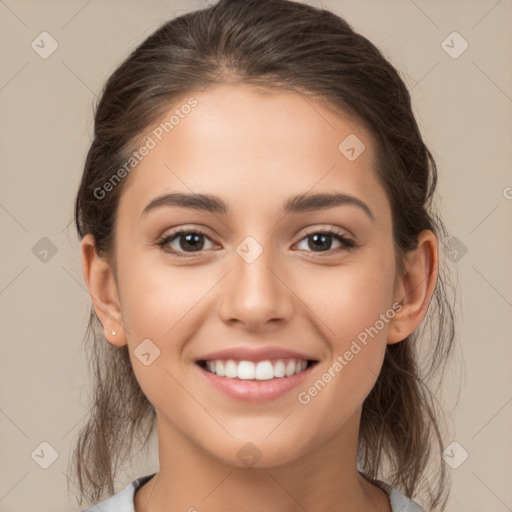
[196, 346, 318, 363]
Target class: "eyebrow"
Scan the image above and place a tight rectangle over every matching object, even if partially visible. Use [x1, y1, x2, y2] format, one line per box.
[140, 191, 375, 221]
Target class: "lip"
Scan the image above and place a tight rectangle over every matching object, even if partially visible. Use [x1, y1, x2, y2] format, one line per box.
[196, 346, 317, 363]
[195, 358, 319, 402]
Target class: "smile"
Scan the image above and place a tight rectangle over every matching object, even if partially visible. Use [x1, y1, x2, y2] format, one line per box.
[198, 358, 316, 380]
[196, 358, 319, 402]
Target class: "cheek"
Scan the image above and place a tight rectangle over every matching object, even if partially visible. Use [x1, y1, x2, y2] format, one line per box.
[119, 265, 196, 420]
[311, 247, 396, 347]
[296, 245, 395, 406]
[117, 248, 210, 338]
[295, 279, 394, 445]
[116, 255, 218, 401]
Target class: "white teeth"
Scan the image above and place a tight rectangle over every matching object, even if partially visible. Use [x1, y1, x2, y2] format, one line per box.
[273, 360, 285, 378]
[238, 361, 255, 380]
[204, 358, 310, 380]
[285, 360, 296, 377]
[216, 360, 225, 377]
[225, 359, 238, 378]
[255, 361, 274, 380]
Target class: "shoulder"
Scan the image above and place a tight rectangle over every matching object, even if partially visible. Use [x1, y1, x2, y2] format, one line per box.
[81, 474, 156, 512]
[82, 473, 423, 512]
[372, 478, 424, 512]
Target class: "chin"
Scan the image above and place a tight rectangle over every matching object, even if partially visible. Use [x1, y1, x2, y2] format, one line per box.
[203, 432, 310, 470]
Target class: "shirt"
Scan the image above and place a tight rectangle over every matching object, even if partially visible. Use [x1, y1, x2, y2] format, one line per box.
[82, 473, 424, 511]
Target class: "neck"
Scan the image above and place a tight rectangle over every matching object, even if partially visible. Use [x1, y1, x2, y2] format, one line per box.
[134, 408, 390, 512]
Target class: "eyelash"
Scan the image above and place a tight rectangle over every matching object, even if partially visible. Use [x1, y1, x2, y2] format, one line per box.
[156, 226, 357, 258]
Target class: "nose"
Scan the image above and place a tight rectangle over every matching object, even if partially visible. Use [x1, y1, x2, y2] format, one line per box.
[217, 242, 294, 332]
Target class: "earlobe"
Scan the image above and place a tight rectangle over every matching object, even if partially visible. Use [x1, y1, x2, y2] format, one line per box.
[81, 234, 127, 347]
[387, 230, 438, 345]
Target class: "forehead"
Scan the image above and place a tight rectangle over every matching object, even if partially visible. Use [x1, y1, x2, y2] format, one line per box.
[118, 82, 390, 223]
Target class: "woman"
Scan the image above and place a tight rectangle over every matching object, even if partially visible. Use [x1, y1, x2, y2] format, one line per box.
[71, 0, 455, 510]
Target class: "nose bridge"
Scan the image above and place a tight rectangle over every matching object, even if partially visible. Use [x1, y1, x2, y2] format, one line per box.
[218, 233, 293, 328]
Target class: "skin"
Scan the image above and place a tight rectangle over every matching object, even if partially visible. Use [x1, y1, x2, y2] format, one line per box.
[81, 82, 438, 512]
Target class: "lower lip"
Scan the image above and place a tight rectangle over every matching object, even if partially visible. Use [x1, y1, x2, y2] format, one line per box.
[196, 363, 316, 402]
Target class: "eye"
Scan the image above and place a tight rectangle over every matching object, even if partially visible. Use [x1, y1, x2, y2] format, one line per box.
[156, 226, 356, 257]
[295, 227, 356, 253]
[156, 228, 217, 256]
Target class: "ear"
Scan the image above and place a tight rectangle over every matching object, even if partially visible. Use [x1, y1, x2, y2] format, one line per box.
[81, 234, 127, 347]
[388, 229, 438, 344]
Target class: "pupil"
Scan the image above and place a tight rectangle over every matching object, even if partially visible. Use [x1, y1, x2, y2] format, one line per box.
[183, 233, 203, 251]
[310, 233, 331, 251]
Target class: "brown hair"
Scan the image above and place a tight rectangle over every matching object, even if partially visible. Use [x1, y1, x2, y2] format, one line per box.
[70, 0, 456, 509]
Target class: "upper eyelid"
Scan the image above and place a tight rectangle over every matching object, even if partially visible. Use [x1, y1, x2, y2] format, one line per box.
[160, 225, 353, 240]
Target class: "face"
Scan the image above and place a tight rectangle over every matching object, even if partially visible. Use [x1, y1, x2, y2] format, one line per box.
[101, 83, 404, 468]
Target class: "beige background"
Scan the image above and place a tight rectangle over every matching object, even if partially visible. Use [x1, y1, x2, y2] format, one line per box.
[1, 0, 511, 510]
